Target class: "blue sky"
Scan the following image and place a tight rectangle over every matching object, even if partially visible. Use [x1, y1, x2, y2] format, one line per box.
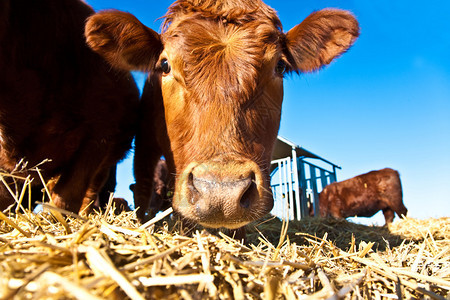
[88, 0, 450, 224]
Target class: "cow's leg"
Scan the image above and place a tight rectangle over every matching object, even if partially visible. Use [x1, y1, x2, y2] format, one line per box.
[0, 178, 19, 211]
[51, 171, 93, 214]
[98, 165, 117, 209]
[79, 165, 113, 214]
[133, 139, 162, 221]
[382, 208, 395, 224]
[51, 149, 109, 214]
[393, 202, 408, 219]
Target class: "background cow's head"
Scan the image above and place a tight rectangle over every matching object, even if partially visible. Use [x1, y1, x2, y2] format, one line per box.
[86, 0, 358, 229]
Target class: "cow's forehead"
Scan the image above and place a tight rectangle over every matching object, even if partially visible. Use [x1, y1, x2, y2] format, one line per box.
[161, 0, 282, 32]
[161, 13, 283, 105]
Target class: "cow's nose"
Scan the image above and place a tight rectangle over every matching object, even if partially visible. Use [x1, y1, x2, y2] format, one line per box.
[173, 160, 273, 229]
[191, 174, 253, 207]
[186, 171, 259, 225]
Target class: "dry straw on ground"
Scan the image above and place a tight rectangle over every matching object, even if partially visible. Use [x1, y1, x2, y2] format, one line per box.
[1, 205, 449, 300]
[0, 169, 449, 299]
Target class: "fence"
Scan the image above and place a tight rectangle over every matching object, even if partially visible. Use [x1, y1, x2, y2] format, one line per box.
[270, 139, 339, 221]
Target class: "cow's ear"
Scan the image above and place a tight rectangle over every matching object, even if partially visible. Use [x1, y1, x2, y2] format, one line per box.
[85, 10, 163, 71]
[284, 9, 359, 73]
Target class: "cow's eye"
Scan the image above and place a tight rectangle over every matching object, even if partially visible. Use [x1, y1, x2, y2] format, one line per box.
[161, 59, 171, 74]
[275, 60, 287, 76]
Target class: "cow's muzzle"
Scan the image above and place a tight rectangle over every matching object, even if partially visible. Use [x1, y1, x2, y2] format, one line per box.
[173, 160, 273, 229]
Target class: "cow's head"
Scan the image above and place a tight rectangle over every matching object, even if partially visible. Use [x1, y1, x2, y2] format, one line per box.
[86, 0, 358, 229]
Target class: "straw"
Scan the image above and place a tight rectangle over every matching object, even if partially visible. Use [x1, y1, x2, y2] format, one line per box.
[0, 165, 448, 299]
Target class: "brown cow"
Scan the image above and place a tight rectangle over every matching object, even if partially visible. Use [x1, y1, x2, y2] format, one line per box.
[0, 0, 139, 213]
[318, 168, 408, 224]
[85, 0, 359, 228]
[129, 159, 173, 219]
[148, 159, 173, 216]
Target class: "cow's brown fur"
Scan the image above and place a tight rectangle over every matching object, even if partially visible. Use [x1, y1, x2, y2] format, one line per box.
[150, 159, 172, 216]
[86, 0, 359, 228]
[319, 168, 408, 224]
[0, 0, 139, 213]
[130, 159, 173, 219]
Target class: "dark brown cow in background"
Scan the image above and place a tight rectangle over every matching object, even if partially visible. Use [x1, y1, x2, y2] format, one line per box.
[129, 159, 172, 218]
[86, 0, 359, 228]
[148, 159, 172, 216]
[0, 0, 139, 213]
[319, 168, 408, 224]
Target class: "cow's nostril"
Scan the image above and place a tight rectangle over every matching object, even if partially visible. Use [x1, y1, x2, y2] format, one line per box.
[188, 172, 194, 188]
[240, 176, 257, 209]
[240, 188, 251, 209]
[187, 172, 198, 204]
[239, 172, 256, 209]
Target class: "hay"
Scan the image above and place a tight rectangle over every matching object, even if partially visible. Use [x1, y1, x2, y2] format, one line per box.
[247, 215, 450, 251]
[1, 204, 449, 299]
[0, 166, 448, 299]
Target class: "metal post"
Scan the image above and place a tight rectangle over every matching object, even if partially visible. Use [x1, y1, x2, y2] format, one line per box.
[291, 147, 301, 221]
[276, 161, 286, 220]
[282, 160, 292, 220]
[331, 165, 338, 183]
[320, 169, 328, 191]
[310, 165, 320, 216]
[286, 158, 294, 221]
[298, 160, 307, 218]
